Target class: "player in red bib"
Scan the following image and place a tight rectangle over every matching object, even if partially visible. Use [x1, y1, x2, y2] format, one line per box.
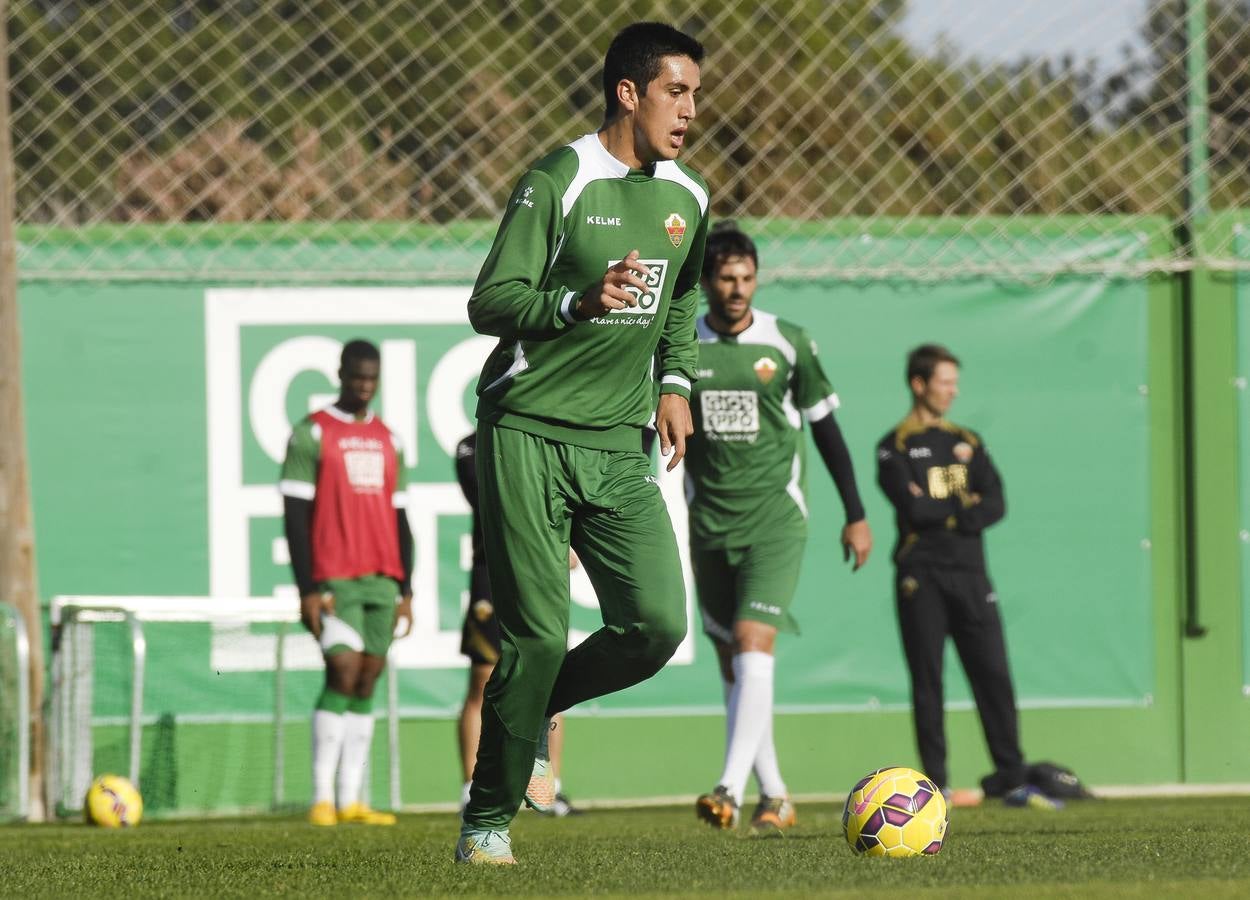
[280, 339, 414, 826]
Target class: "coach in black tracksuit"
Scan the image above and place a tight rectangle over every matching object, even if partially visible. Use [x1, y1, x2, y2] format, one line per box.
[875, 343, 1027, 795]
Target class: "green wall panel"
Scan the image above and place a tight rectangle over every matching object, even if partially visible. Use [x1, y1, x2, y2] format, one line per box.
[20, 220, 1194, 813]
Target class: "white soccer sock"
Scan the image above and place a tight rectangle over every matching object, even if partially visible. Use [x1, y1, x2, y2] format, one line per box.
[312, 709, 347, 805]
[717, 651, 775, 805]
[721, 678, 736, 742]
[337, 711, 375, 807]
[460, 780, 472, 812]
[723, 674, 787, 798]
[753, 713, 788, 798]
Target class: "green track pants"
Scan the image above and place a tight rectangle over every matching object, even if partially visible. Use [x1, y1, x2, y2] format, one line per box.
[463, 422, 687, 829]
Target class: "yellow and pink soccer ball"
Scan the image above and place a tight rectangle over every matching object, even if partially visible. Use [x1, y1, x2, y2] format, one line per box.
[84, 774, 144, 828]
[842, 766, 948, 857]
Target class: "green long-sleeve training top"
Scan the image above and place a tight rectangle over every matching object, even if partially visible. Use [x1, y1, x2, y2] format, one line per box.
[469, 132, 710, 452]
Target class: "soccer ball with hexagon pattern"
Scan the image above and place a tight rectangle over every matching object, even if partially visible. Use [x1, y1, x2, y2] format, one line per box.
[842, 766, 947, 857]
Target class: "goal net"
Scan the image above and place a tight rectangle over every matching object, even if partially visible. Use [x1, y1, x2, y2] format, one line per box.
[48, 597, 399, 819]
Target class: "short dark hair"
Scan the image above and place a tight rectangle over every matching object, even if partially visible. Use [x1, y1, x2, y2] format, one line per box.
[907, 344, 960, 385]
[602, 22, 704, 120]
[341, 339, 380, 370]
[701, 220, 758, 281]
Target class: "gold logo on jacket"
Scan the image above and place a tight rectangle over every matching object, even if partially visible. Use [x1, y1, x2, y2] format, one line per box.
[927, 464, 969, 500]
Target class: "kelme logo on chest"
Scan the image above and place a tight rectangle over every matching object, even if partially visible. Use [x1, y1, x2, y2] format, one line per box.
[586, 214, 622, 226]
[599, 258, 669, 319]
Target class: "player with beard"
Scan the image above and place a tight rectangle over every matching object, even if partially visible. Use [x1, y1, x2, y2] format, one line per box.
[685, 223, 872, 833]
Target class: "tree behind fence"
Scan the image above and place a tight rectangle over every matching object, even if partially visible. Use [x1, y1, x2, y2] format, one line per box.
[7, 0, 1250, 280]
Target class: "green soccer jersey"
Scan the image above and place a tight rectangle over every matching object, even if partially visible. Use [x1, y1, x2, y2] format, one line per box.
[469, 133, 710, 451]
[685, 310, 842, 549]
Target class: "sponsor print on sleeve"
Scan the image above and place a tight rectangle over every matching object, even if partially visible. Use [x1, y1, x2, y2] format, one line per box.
[700, 390, 760, 442]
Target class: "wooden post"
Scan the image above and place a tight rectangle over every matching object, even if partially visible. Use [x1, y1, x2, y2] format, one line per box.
[0, 0, 46, 820]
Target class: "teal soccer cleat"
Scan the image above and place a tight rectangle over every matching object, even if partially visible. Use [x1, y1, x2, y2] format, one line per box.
[455, 827, 516, 865]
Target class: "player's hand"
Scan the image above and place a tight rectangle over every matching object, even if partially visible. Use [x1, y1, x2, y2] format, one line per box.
[394, 595, 414, 639]
[841, 520, 873, 572]
[300, 591, 334, 639]
[907, 482, 924, 498]
[656, 393, 693, 472]
[568, 549, 580, 570]
[575, 250, 650, 320]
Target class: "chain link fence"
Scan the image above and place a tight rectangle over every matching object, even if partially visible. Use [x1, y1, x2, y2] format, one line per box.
[7, 0, 1250, 281]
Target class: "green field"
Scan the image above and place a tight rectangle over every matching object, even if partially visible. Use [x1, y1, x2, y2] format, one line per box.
[3, 797, 1250, 898]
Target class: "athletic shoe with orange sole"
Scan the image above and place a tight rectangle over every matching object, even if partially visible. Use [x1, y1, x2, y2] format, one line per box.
[749, 795, 797, 835]
[337, 802, 397, 825]
[695, 785, 740, 830]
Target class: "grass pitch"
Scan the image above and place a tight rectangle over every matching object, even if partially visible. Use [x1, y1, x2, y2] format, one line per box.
[3, 796, 1250, 898]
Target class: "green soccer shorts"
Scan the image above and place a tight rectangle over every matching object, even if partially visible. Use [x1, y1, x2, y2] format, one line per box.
[691, 538, 806, 640]
[318, 574, 398, 658]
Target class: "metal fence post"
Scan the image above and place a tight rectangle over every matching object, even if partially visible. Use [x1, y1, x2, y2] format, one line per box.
[387, 648, 400, 811]
[127, 613, 146, 787]
[273, 621, 286, 810]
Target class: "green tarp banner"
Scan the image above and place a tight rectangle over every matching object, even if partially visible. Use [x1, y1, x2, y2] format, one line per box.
[23, 236, 1154, 727]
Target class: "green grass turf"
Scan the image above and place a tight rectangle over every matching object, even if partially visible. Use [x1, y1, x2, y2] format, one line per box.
[3, 797, 1250, 898]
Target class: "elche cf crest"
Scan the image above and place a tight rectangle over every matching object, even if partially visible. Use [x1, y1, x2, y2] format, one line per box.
[754, 356, 778, 384]
[665, 213, 687, 248]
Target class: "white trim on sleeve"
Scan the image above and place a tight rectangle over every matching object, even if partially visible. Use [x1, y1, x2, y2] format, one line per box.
[660, 374, 691, 391]
[802, 392, 842, 422]
[559, 290, 578, 324]
[279, 479, 316, 500]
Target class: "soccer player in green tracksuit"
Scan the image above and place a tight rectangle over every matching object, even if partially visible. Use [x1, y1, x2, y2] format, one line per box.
[686, 224, 874, 834]
[455, 22, 709, 864]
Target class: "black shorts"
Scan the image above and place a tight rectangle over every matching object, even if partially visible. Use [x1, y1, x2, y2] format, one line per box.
[459, 564, 500, 666]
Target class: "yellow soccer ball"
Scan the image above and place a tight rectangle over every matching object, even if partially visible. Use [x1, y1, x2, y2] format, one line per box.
[842, 766, 948, 857]
[84, 774, 144, 828]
